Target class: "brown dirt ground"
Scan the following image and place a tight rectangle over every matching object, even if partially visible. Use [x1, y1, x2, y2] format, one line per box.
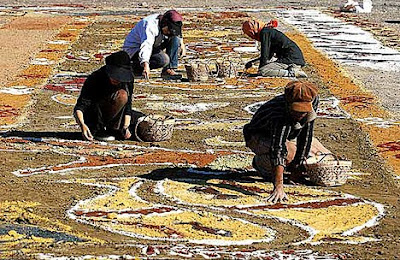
[0, 13, 70, 86]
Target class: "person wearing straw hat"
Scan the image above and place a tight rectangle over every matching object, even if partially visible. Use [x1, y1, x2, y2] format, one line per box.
[74, 51, 136, 142]
[243, 81, 331, 203]
[123, 10, 186, 80]
[242, 19, 307, 78]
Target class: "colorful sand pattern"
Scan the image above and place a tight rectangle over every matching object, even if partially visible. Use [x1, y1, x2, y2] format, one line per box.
[0, 6, 398, 259]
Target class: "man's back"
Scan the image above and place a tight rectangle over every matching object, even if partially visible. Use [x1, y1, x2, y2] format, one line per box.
[123, 13, 160, 59]
[260, 27, 305, 66]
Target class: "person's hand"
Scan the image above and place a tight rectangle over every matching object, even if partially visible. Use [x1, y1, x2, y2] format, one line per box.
[266, 184, 288, 204]
[142, 62, 150, 80]
[245, 61, 253, 69]
[122, 127, 132, 140]
[81, 124, 93, 141]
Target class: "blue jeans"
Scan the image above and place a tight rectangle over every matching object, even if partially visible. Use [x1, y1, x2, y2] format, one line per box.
[165, 36, 180, 69]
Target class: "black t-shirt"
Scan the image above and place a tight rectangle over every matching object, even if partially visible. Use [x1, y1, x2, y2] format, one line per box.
[74, 66, 133, 116]
[259, 28, 305, 67]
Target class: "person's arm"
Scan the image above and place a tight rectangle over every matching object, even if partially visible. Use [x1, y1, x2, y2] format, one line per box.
[245, 57, 260, 69]
[122, 114, 132, 139]
[292, 121, 314, 165]
[138, 20, 158, 78]
[74, 109, 93, 141]
[123, 82, 133, 117]
[285, 121, 313, 183]
[259, 29, 272, 68]
[122, 82, 133, 139]
[74, 75, 96, 141]
[267, 123, 291, 203]
[267, 165, 287, 203]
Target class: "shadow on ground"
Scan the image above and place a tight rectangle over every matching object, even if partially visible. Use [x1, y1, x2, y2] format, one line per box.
[1, 130, 82, 140]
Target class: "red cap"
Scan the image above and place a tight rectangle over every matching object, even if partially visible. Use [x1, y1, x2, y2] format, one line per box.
[163, 10, 183, 23]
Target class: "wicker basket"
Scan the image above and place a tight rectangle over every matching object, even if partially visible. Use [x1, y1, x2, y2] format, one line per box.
[185, 63, 210, 82]
[215, 60, 237, 78]
[305, 154, 352, 187]
[134, 115, 175, 142]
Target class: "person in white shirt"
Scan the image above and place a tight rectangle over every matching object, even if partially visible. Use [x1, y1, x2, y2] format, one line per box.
[123, 10, 186, 80]
[341, 0, 373, 13]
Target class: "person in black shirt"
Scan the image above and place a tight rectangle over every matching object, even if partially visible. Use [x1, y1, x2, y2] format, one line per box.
[74, 51, 136, 141]
[244, 81, 331, 203]
[242, 19, 307, 78]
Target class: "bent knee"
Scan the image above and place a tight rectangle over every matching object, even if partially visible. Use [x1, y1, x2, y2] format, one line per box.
[161, 53, 170, 67]
[113, 89, 128, 104]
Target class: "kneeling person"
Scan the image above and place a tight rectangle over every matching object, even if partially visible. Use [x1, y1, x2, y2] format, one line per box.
[242, 19, 307, 78]
[123, 10, 185, 80]
[243, 81, 330, 203]
[74, 51, 134, 141]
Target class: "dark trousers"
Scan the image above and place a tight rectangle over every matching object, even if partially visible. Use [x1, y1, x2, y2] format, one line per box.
[84, 89, 128, 135]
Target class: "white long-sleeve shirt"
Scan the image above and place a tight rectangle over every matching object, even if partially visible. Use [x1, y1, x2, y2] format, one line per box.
[343, 0, 373, 13]
[123, 13, 161, 65]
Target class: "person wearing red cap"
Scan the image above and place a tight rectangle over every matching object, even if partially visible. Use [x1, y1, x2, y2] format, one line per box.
[243, 81, 331, 203]
[242, 19, 307, 78]
[123, 10, 186, 80]
[74, 51, 136, 141]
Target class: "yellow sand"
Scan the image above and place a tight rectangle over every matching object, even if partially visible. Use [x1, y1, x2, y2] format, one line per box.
[0, 231, 54, 251]
[363, 124, 400, 175]
[0, 93, 31, 125]
[209, 180, 336, 198]
[0, 201, 102, 245]
[76, 178, 152, 211]
[162, 179, 339, 207]
[6, 78, 44, 87]
[163, 179, 262, 206]
[20, 65, 52, 78]
[107, 211, 271, 241]
[207, 154, 253, 170]
[255, 204, 378, 242]
[184, 29, 240, 38]
[36, 51, 64, 60]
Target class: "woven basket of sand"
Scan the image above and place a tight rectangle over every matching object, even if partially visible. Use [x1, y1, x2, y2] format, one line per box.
[185, 63, 210, 82]
[305, 153, 351, 187]
[215, 59, 237, 78]
[134, 115, 175, 142]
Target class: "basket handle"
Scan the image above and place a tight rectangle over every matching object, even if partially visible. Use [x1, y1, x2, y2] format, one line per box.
[303, 152, 338, 167]
[212, 60, 220, 78]
[313, 152, 339, 164]
[134, 116, 147, 142]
